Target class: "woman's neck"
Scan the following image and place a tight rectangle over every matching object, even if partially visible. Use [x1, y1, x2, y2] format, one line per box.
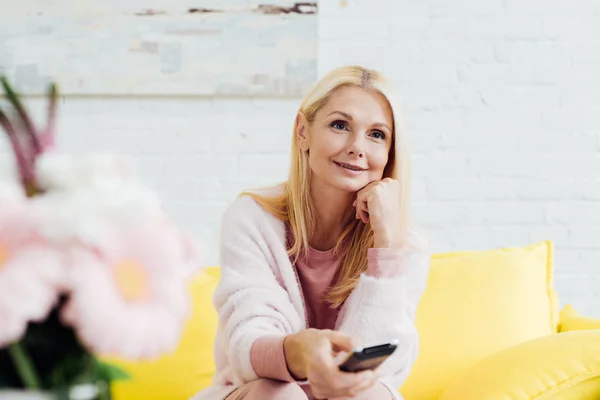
[309, 181, 355, 251]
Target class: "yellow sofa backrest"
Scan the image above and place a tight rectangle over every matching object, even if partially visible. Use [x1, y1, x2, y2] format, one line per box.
[105, 240, 558, 400]
[401, 240, 557, 399]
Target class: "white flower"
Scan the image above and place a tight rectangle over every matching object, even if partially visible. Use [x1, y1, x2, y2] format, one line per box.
[36, 151, 136, 191]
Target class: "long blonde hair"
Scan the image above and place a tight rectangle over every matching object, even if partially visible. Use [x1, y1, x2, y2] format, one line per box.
[242, 65, 414, 308]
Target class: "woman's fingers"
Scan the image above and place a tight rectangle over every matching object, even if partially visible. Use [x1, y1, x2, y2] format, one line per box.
[329, 369, 378, 398]
[347, 369, 380, 396]
[340, 369, 376, 389]
[323, 330, 355, 353]
[307, 331, 381, 399]
[359, 200, 369, 223]
[354, 194, 370, 223]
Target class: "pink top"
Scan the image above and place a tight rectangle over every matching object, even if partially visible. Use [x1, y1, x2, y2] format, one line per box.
[250, 244, 406, 390]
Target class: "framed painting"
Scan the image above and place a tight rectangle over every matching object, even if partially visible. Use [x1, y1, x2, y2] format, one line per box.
[0, 1, 317, 96]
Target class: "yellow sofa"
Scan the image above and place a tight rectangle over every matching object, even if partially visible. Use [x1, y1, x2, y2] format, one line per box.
[103, 241, 600, 399]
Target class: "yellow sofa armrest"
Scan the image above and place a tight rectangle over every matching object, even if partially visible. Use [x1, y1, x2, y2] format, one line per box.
[559, 304, 600, 332]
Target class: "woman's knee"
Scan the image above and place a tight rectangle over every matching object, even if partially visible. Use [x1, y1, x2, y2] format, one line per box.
[259, 379, 306, 398]
[230, 378, 307, 400]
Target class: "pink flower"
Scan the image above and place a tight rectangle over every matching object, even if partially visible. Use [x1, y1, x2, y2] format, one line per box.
[60, 218, 200, 359]
[0, 183, 64, 347]
[25, 150, 201, 359]
[0, 78, 203, 360]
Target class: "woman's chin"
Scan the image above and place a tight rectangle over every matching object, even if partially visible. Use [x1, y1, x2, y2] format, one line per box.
[330, 177, 370, 193]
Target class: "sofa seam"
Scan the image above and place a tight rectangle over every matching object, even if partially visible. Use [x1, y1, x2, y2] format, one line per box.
[534, 370, 600, 399]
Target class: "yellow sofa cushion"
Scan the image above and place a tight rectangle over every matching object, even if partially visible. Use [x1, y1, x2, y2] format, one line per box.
[439, 329, 600, 400]
[400, 241, 559, 400]
[559, 304, 600, 332]
[104, 267, 220, 400]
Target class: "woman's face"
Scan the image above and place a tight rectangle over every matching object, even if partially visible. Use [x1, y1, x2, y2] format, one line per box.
[296, 86, 394, 194]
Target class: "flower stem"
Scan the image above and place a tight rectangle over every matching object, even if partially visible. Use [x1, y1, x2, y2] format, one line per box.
[0, 76, 41, 155]
[8, 341, 42, 389]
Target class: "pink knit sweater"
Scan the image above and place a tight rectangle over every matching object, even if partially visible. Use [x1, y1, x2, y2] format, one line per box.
[191, 188, 430, 400]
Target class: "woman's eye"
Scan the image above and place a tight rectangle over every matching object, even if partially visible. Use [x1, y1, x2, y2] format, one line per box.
[331, 120, 347, 130]
[371, 130, 386, 140]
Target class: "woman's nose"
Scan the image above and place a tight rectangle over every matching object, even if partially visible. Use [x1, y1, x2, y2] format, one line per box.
[347, 134, 365, 158]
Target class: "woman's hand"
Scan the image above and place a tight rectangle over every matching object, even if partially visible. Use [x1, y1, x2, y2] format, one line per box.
[353, 178, 402, 248]
[284, 329, 379, 399]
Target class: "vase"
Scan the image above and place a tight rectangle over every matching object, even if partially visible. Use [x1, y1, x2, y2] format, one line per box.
[0, 383, 110, 400]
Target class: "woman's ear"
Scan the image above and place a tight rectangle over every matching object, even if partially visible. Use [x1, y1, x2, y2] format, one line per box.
[295, 112, 309, 152]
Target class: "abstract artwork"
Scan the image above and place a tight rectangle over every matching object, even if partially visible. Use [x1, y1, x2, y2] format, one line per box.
[0, 1, 317, 96]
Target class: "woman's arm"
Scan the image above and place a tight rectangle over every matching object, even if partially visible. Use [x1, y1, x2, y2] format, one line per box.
[337, 241, 430, 399]
[213, 195, 304, 384]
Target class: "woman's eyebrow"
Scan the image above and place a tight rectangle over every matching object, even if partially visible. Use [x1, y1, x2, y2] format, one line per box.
[372, 122, 392, 132]
[327, 110, 353, 120]
[327, 110, 391, 131]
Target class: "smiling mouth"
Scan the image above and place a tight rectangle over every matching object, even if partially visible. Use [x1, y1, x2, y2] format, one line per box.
[333, 161, 367, 172]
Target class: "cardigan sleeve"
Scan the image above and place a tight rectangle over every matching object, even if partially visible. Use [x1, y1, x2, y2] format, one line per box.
[336, 231, 431, 399]
[212, 195, 304, 385]
[250, 335, 297, 382]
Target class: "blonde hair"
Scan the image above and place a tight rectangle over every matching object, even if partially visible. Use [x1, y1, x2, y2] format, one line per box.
[242, 65, 414, 308]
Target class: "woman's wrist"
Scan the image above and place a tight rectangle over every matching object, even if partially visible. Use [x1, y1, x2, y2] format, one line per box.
[283, 333, 307, 380]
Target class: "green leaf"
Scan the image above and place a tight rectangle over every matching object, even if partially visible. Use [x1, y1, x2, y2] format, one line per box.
[45, 82, 58, 135]
[47, 352, 96, 388]
[8, 342, 41, 389]
[96, 362, 131, 383]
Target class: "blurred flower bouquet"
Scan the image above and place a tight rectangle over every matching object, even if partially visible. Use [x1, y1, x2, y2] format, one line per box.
[0, 77, 202, 400]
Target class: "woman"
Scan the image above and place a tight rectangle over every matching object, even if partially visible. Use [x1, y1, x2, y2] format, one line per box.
[192, 66, 430, 400]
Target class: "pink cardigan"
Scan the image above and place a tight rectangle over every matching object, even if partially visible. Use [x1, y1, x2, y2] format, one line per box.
[191, 189, 430, 400]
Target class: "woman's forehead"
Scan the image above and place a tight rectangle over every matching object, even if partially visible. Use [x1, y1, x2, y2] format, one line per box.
[318, 87, 393, 127]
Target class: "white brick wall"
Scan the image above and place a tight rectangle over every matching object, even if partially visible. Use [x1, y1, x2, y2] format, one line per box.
[2, 0, 600, 317]
[0, 97, 299, 267]
[320, 0, 600, 317]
